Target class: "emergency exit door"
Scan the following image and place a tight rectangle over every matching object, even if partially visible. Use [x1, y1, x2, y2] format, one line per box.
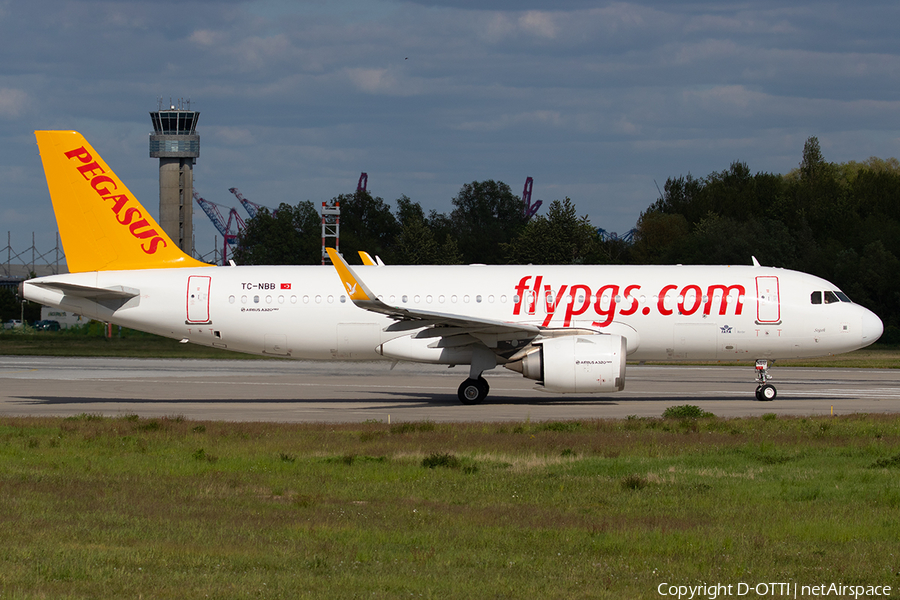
[187, 275, 211, 323]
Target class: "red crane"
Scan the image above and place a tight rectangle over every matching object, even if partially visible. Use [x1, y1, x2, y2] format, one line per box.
[228, 187, 273, 219]
[522, 177, 541, 220]
[193, 191, 246, 265]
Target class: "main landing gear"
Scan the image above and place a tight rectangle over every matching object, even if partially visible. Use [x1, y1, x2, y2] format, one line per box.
[458, 377, 490, 405]
[755, 359, 777, 401]
[457, 346, 497, 405]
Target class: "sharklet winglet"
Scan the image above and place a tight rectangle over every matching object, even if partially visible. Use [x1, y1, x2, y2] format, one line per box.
[326, 248, 379, 303]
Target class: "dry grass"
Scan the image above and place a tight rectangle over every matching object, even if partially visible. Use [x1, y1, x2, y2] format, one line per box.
[1, 413, 900, 598]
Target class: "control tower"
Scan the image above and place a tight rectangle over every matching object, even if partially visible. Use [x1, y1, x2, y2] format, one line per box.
[149, 98, 199, 254]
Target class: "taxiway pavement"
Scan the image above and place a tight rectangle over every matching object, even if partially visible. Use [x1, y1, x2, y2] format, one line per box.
[2, 356, 899, 422]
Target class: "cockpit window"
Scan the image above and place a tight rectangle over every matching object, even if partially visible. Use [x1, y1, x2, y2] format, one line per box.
[812, 290, 851, 305]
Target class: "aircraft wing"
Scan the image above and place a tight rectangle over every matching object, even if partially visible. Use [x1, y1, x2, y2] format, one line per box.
[326, 248, 540, 337]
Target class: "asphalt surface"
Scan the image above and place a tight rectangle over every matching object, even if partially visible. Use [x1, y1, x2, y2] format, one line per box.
[2, 356, 899, 422]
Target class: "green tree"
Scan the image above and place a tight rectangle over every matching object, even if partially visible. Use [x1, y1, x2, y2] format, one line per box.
[336, 190, 400, 263]
[393, 196, 461, 265]
[449, 180, 527, 264]
[647, 174, 704, 225]
[680, 214, 801, 268]
[629, 210, 690, 264]
[786, 136, 849, 241]
[0, 285, 40, 324]
[503, 198, 602, 264]
[0, 287, 20, 322]
[630, 136, 900, 327]
[233, 201, 321, 265]
[799, 136, 828, 182]
[831, 241, 900, 329]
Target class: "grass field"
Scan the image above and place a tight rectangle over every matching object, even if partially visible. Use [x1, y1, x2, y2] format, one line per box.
[1, 412, 899, 598]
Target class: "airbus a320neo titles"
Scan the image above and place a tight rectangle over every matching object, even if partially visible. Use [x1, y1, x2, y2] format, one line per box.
[22, 131, 884, 404]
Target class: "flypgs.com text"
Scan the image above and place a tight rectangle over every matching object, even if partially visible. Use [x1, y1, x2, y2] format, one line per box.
[513, 275, 746, 327]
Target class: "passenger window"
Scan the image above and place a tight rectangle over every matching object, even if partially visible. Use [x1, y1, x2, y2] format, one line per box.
[810, 291, 822, 304]
[824, 291, 839, 304]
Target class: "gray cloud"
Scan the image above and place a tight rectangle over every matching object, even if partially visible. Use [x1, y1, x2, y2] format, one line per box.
[1, 0, 899, 255]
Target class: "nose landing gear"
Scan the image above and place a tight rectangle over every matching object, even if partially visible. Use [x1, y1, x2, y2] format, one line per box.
[755, 359, 777, 401]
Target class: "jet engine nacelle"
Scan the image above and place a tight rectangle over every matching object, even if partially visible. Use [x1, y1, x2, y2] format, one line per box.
[508, 334, 626, 393]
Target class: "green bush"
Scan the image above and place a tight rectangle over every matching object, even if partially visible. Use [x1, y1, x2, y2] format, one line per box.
[621, 474, 649, 490]
[869, 453, 900, 469]
[390, 422, 417, 434]
[422, 453, 461, 469]
[662, 404, 715, 419]
[537, 421, 582, 432]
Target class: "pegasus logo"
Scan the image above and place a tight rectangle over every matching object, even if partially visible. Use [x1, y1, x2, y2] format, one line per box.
[345, 282, 358, 296]
[63, 146, 168, 255]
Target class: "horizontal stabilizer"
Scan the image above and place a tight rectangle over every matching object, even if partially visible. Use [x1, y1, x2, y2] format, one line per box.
[30, 281, 140, 300]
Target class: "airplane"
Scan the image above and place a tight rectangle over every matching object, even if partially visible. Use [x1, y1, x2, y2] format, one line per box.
[22, 131, 884, 405]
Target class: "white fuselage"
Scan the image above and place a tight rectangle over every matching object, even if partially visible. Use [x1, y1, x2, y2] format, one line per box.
[24, 263, 883, 363]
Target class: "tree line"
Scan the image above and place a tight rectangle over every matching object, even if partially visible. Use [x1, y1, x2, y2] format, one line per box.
[234, 181, 614, 267]
[231, 136, 900, 340]
[632, 137, 900, 338]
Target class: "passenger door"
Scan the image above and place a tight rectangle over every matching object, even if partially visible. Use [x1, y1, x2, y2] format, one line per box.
[186, 275, 211, 324]
[755, 276, 780, 324]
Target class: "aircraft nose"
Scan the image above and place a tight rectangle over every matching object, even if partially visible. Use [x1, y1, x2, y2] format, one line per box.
[861, 308, 884, 344]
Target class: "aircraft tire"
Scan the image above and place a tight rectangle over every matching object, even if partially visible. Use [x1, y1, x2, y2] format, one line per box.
[756, 384, 777, 401]
[458, 377, 489, 405]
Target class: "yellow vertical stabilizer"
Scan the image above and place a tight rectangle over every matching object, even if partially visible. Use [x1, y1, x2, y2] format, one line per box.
[35, 130, 209, 272]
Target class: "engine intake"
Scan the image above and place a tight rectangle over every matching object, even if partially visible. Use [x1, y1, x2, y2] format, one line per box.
[506, 334, 626, 393]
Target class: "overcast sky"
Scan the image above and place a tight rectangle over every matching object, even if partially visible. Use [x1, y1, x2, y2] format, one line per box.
[2, 0, 899, 260]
